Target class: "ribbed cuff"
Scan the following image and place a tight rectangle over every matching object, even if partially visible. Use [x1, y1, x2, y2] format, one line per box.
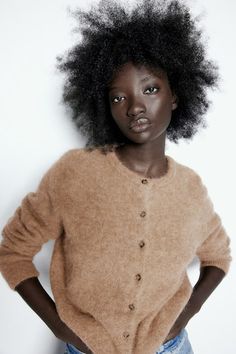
[200, 258, 232, 275]
[0, 261, 39, 290]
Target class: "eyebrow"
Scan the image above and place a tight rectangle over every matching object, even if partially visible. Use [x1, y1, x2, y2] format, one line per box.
[108, 74, 161, 91]
[141, 75, 154, 82]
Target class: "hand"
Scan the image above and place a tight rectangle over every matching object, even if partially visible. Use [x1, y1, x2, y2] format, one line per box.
[56, 320, 93, 354]
[163, 302, 199, 344]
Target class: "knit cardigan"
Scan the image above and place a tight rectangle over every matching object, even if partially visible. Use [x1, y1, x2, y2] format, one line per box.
[0, 147, 232, 354]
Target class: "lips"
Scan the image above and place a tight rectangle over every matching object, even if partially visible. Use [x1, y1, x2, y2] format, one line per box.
[129, 117, 151, 129]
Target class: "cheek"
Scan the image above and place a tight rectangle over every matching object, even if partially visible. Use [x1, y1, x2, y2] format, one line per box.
[109, 105, 124, 126]
[150, 100, 173, 120]
[109, 102, 117, 117]
[110, 110, 120, 126]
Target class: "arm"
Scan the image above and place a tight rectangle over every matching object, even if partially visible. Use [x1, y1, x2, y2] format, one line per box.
[15, 276, 93, 354]
[166, 221, 232, 340]
[0, 165, 62, 290]
[183, 265, 226, 315]
[164, 179, 232, 342]
[0, 157, 92, 353]
[14, 276, 63, 335]
[164, 265, 226, 342]
[188, 177, 232, 312]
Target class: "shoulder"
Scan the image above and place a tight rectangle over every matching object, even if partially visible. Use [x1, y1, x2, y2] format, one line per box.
[45, 146, 106, 182]
[56, 146, 105, 163]
[49, 147, 95, 170]
[55, 147, 89, 163]
[173, 157, 208, 198]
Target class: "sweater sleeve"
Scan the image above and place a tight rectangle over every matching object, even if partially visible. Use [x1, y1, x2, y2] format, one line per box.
[195, 178, 232, 276]
[0, 162, 63, 290]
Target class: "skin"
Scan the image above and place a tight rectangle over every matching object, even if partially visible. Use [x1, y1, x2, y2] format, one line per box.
[108, 61, 178, 178]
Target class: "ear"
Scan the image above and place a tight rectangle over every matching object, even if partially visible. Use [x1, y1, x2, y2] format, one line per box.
[171, 93, 178, 111]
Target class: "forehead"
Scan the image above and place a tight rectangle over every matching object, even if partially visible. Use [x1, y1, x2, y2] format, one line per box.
[110, 62, 167, 83]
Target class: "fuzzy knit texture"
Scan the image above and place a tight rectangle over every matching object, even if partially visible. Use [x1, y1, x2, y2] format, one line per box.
[0, 147, 232, 354]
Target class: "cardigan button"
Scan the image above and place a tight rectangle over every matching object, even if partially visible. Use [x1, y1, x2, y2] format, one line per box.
[141, 178, 148, 184]
[140, 211, 146, 217]
[139, 240, 145, 248]
[123, 331, 130, 338]
[135, 273, 141, 281]
[128, 303, 135, 310]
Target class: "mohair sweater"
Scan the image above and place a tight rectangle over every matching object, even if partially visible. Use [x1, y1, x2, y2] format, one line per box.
[0, 147, 232, 354]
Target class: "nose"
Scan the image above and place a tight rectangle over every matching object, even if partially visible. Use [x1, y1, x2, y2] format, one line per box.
[127, 96, 146, 117]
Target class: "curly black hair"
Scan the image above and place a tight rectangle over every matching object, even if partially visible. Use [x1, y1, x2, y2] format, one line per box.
[56, 0, 220, 153]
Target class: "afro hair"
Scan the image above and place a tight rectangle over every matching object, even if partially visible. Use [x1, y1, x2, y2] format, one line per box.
[56, 0, 220, 153]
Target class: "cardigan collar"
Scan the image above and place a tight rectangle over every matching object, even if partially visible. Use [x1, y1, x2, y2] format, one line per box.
[105, 147, 176, 187]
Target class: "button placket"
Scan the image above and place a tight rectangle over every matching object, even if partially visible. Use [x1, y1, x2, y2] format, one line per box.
[124, 177, 148, 341]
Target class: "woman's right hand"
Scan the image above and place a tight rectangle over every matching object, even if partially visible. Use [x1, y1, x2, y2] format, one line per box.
[56, 320, 93, 354]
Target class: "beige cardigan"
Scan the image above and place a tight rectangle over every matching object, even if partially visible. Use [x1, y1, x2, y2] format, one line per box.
[0, 147, 232, 354]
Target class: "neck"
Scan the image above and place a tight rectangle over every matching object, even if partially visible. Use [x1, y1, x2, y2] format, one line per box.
[114, 137, 167, 179]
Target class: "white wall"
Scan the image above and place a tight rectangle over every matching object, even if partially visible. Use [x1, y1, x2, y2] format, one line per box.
[0, 1, 235, 353]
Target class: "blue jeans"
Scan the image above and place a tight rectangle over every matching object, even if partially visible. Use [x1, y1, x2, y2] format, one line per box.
[155, 328, 194, 354]
[64, 328, 194, 354]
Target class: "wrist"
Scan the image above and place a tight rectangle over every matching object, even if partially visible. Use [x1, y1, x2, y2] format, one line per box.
[188, 266, 226, 312]
[44, 301, 65, 335]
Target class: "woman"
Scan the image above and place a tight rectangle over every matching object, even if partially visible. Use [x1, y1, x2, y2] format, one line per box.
[0, 0, 232, 353]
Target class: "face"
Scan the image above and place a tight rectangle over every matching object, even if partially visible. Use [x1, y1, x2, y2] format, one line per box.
[107, 61, 178, 144]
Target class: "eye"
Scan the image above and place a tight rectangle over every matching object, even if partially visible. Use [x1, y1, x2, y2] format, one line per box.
[111, 96, 124, 104]
[110, 86, 159, 104]
[144, 86, 159, 94]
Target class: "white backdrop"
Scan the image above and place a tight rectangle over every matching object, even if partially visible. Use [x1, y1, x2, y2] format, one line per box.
[0, 1, 235, 353]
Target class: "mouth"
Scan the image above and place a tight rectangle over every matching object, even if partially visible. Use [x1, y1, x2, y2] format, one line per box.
[129, 117, 152, 133]
[129, 123, 152, 133]
[129, 117, 150, 129]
